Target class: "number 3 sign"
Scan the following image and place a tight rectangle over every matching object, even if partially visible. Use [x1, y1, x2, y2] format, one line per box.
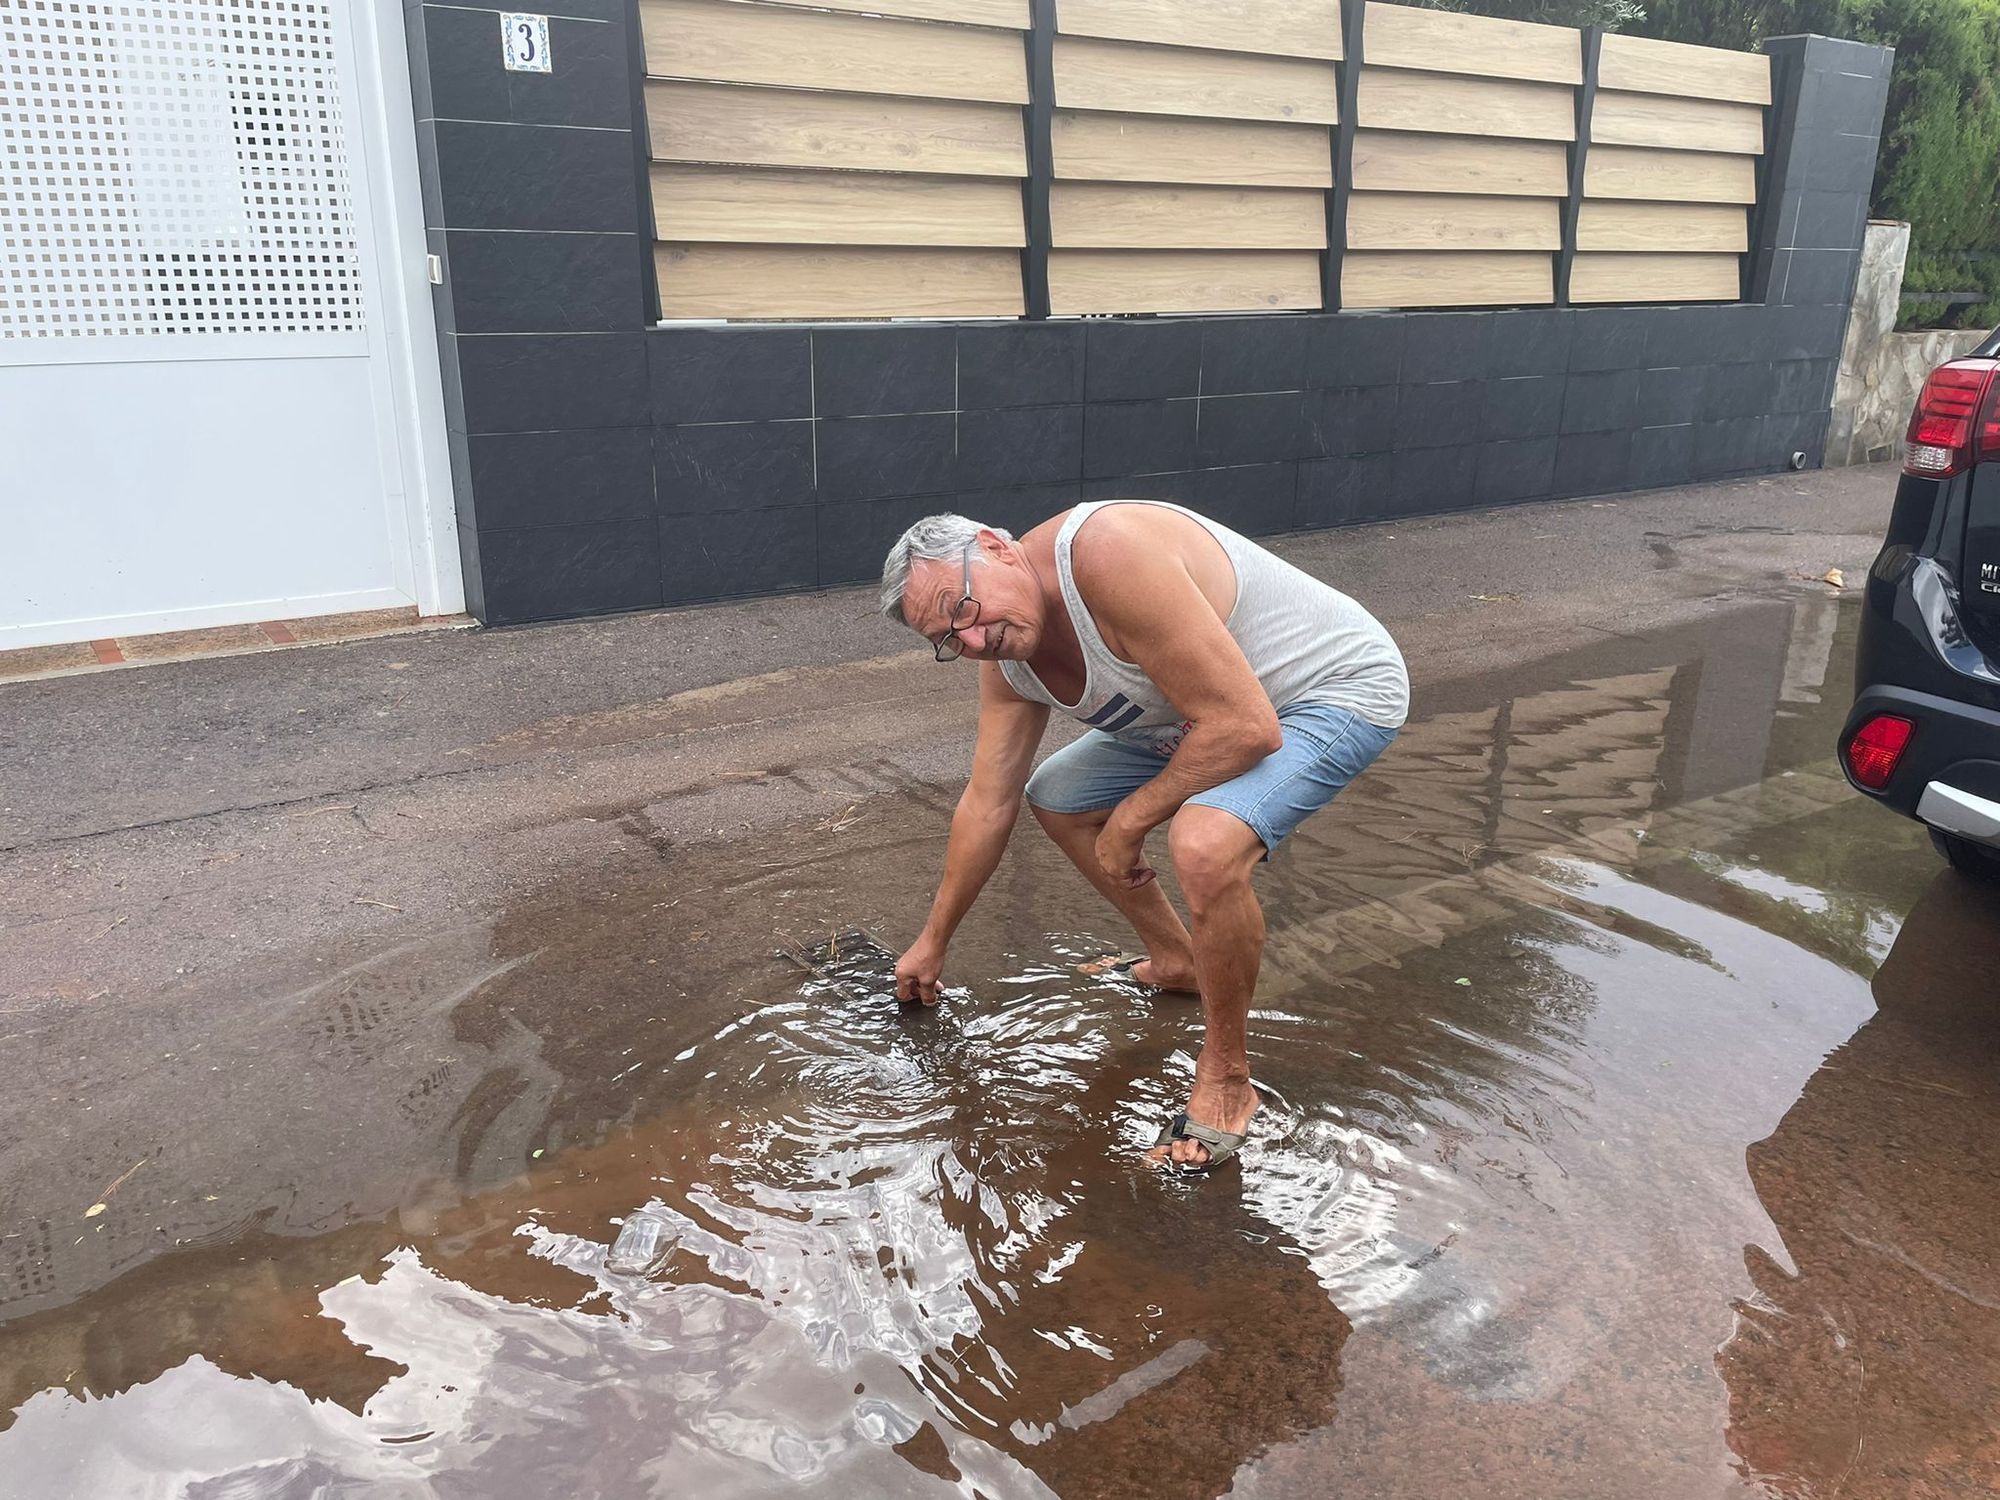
[501, 13, 552, 73]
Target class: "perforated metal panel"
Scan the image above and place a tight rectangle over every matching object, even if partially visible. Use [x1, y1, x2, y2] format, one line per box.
[0, 0, 365, 339]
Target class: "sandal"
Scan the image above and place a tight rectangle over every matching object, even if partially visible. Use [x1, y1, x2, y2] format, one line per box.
[1151, 1111, 1252, 1173]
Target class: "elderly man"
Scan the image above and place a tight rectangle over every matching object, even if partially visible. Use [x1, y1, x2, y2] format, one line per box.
[880, 501, 1408, 1171]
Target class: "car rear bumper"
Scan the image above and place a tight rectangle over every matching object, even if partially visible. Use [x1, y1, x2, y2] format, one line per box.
[1841, 683, 2000, 845]
[1917, 781, 2000, 845]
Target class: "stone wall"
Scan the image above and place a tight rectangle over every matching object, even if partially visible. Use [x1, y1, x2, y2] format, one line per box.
[1827, 220, 1989, 465]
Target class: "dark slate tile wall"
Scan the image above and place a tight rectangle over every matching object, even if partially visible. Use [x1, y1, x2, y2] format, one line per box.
[410, 8, 1890, 626]
[407, 0, 655, 625]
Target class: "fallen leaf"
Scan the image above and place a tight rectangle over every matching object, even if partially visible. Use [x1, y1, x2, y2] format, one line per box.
[532, 1149, 544, 1159]
[83, 1203, 106, 1218]
[1821, 568, 1845, 588]
[1454, 977, 1472, 986]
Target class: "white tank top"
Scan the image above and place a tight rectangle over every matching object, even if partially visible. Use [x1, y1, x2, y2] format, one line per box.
[999, 501, 1409, 752]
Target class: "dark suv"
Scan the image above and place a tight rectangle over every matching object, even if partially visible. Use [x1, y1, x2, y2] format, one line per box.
[1840, 326, 2000, 882]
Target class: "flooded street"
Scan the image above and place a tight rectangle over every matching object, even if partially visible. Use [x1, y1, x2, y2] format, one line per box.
[5, 579, 1999, 1497]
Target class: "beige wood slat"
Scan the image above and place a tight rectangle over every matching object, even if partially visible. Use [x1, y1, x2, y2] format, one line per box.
[642, 0, 1027, 104]
[1584, 144, 1756, 204]
[1576, 199, 1747, 252]
[657, 244, 1024, 318]
[1349, 130, 1568, 197]
[1361, 2, 1581, 85]
[751, 0, 1028, 26]
[1055, 0, 1341, 61]
[1346, 191, 1559, 251]
[648, 81, 1027, 177]
[1342, 251, 1554, 307]
[1053, 36, 1340, 124]
[1052, 109, 1332, 186]
[1591, 89, 1765, 155]
[1597, 32, 1771, 105]
[654, 164, 1025, 246]
[1048, 249, 1322, 313]
[1052, 182, 1326, 248]
[1358, 66, 1575, 142]
[1570, 251, 1740, 303]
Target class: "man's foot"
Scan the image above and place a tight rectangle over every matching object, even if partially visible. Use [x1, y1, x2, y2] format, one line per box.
[1147, 1074, 1260, 1171]
[1078, 953, 1200, 993]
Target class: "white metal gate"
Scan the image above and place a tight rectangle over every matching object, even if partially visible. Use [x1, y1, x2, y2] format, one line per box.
[0, 0, 458, 650]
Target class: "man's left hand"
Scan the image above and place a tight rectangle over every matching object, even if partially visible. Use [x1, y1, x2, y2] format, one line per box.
[1095, 817, 1156, 890]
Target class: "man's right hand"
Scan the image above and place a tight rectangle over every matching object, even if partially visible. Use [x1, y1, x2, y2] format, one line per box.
[895, 935, 946, 1005]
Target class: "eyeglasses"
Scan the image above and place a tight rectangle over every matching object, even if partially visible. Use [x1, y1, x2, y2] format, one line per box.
[934, 543, 980, 662]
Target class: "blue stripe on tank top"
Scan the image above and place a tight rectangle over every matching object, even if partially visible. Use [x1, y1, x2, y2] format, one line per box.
[1083, 692, 1131, 727]
[1101, 703, 1146, 734]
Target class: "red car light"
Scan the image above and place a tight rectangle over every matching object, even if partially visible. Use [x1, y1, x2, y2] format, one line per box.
[1904, 359, 2000, 477]
[1844, 714, 1915, 790]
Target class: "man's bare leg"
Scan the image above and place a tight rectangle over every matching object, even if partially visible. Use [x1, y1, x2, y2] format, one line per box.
[1149, 806, 1267, 1169]
[1031, 804, 1199, 991]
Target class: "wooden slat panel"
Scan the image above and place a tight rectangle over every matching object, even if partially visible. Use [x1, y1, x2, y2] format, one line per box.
[1584, 144, 1756, 203]
[654, 164, 1025, 246]
[1597, 32, 1771, 105]
[1048, 249, 1322, 312]
[1361, 3, 1581, 85]
[1052, 182, 1325, 247]
[1346, 191, 1559, 251]
[1342, 251, 1554, 307]
[1053, 36, 1340, 123]
[1570, 251, 1740, 303]
[657, 244, 1024, 318]
[648, 81, 1027, 177]
[1577, 199, 1747, 252]
[1591, 89, 1764, 155]
[1358, 67, 1575, 142]
[1053, 109, 1332, 186]
[642, 0, 1027, 104]
[1056, 0, 1341, 61]
[1350, 130, 1568, 197]
[753, 0, 1028, 26]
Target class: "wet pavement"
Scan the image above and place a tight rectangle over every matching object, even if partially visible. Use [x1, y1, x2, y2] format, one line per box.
[5, 482, 2000, 1499]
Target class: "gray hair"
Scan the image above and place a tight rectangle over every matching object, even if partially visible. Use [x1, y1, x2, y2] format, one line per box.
[878, 513, 1011, 625]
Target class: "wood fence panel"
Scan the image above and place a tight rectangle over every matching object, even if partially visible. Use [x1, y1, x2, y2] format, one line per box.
[1576, 199, 1747, 252]
[754, 0, 1029, 25]
[1052, 182, 1327, 247]
[1360, 3, 1581, 84]
[1346, 191, 1560, 251]
[1342, 250, 1554, 307]
[1591, 89, 1766, 154]
[1596, 32, 1771, 104]
[1570, 251, 1740, 302]
[1048, 249, 1323, 312]
[1583, 143, 1757, 203]
[1055, 0, 1342, 60]
[642, 0, 1027, 104]
[1052, 110, 1334, 185]
[1357, 67, 1576, 142]
[1053, 36, 1341, 123]
[657, 244, 1025, 317]
[655, 164, 1026, 245]
[1349, 131, 1569, 197]
[647, 81, 1028, 177]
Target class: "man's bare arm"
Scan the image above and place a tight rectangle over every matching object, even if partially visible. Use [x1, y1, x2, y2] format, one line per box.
[897, 663, 1049, 1001]
[1073, 518, 1281, 860]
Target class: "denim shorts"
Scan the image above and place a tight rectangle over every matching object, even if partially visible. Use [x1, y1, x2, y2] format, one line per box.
[1024, 701, 1398, 854]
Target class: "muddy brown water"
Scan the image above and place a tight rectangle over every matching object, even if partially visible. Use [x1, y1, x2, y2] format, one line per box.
[4, 594, 1999, 1499]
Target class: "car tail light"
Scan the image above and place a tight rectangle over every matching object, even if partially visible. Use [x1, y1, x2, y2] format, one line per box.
[1843, 714, 1915, 790]
[1904, 358, 2000, 477]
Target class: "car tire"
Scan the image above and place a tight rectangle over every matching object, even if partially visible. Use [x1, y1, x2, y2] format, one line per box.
[1930, 828, 2000, 883]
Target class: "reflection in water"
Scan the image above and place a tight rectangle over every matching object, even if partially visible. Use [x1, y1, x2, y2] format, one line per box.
[1720, 873, 2000, 1498]
[1, 594, 1990, 1498]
